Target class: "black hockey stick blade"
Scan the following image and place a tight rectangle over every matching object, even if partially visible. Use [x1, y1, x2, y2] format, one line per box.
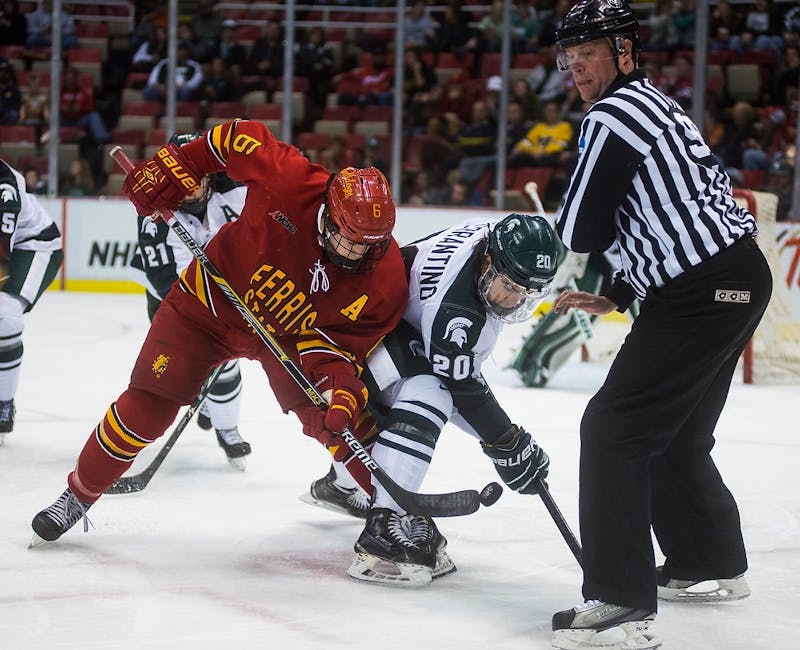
[536, 477, 582, 567]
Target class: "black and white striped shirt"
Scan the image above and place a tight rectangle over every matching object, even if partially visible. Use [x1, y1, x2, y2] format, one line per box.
[557, 69, 757, 306]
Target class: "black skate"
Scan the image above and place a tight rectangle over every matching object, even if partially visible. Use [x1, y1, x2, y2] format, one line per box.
[196, 402, 212, 430]
[407, 514, 456, 579]
[656, 565, 750, 603]
[347, 508, 436, 587]
[552, 600, 659, 650]
[298, 467, 370, 519]
[0, 398, 15, 443]
[30, 488, 93, 547]
[215, 427, 251, 471]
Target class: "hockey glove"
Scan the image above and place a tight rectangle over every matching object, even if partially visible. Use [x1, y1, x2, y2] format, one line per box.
[481, 425, 549, 495]
[294, 375, 369, 446]
[122, 143, 203, 219]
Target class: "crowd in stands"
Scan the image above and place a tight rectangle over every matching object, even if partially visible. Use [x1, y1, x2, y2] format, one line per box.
[0, 0, 798, 219]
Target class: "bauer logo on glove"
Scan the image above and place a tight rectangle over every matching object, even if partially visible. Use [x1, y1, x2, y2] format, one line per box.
[157, 147, 201, 192]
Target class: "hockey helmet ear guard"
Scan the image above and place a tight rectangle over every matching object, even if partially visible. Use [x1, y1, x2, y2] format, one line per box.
[319, 167, 396, 272]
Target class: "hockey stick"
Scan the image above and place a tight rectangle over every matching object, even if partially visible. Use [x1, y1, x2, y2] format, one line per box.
[105, 365, 224, 494]
[523, 181, 594, 340]
[535, 478, 583, 567]
[111, 147, 501, 517]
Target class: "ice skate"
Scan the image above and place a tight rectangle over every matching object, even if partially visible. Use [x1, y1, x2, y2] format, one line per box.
[299, 466, 370, 519]
[196, 401, 212, 430]
[407, 514, 456, 579]
[30, 488, 93, 547]
[0, 399, 15, 444]
[347, 508, 435, 587]
[656, 566, 750, 603]
[552, 600, 660, 650]
[215, 427, 251, 471]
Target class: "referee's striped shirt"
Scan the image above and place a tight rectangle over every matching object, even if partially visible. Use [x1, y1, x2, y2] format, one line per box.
[557, 69, 757, 304]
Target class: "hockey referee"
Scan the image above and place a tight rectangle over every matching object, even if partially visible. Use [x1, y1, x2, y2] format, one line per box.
[547, 2, 773, 649]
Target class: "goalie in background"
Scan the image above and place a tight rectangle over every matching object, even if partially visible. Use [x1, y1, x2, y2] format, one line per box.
[0, 158, 63, 445]
[130, 132, 252, 470]
[304, 214, 557, 587]
[512, 245, 640, 388]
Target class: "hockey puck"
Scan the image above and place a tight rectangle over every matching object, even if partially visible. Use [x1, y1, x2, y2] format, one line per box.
[479, 481, 503, 507]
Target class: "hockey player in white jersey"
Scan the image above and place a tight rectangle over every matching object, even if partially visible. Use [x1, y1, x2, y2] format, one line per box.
[308, 213, 558, 586]
[0, 159, 63, 444]
[130, 133, 252, 469]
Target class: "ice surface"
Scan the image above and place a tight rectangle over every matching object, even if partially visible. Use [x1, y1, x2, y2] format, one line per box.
[1, 292, 797, 649]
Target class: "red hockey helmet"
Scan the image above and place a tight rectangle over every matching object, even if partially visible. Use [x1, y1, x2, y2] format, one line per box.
[320, 166, 396, 272]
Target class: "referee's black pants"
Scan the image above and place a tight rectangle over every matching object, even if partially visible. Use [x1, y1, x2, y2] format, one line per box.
[578, 237, 772, 612]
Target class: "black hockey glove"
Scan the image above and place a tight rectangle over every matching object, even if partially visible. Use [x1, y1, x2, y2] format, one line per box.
[481, 425, 549, 495]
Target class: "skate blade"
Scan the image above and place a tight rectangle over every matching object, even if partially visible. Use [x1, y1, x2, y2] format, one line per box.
[28, 533, 50, 549]
[431, 549, 457, 580]
[297, 492, 364, 519]
[347, 553, 432, 588]
[658, 579, 750, 603]
[227, 456, 247, 472]
[552, 620, 660, 650]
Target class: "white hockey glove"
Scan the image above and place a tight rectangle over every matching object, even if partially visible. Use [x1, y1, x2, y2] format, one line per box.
[481, 425, 549, 495]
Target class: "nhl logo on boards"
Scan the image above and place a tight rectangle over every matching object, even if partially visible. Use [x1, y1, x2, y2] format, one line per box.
[715, 289, 751, 304]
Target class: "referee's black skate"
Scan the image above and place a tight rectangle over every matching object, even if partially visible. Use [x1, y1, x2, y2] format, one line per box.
[347, 508, 436, 587]
[656, 565, 750, 603]
[298, 466, 370, 519]
[215, 427, 251, 471]
[30, 488, 93, 547]
[552, 600, 659, 649]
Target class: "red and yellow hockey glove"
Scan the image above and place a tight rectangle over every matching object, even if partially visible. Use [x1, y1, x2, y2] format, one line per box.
[293, 374, 369, 447]
[122, 143, 203, 220]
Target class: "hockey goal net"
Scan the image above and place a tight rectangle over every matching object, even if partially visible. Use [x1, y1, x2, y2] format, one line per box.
[735, 190, 800, 383]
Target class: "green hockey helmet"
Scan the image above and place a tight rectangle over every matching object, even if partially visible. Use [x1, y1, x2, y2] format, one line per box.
[480, 214, 559, 323]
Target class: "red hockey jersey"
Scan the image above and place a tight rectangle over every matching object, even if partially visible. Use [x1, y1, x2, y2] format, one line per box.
[179, 120, 408, 406]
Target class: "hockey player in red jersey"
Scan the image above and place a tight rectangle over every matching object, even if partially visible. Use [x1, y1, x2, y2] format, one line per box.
[31, 119, 408, 544]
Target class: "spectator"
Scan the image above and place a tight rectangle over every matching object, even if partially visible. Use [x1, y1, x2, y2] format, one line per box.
[337, 51, 393, 107]
[131, 27, 167, 73]
[527, 44, 571, 103]
[18, 71, 49, 141]
[453, 98, 497, 188]
[214, 21, 247, 77]
[511, 77, 542, 123]
[428, 71, 473, 136]
[484, 74, 503, 120]
[295, 26, 334, 121]
[712, 100, 766, 185]
[741, 0, 784, 58]
[23, 165, 47, 194]
[444, 177, 472, 206]
[506, 99, 532, 153]
[509, 99, 574, 168]
[512, 0, 542, 53]
[245, 21, 283, 99]
[404, 1, 437, 50]
[58, 67, 110, 145]
[645, 0, 680, 52]
[0, 58, 21, 125]
[143, 43, 204, 103]
[25, 0, 78, 50]
[190, 0, 224, 63]
[60, 157, 95, 196]
[476, 0, 505, 53]
[431, 0, 477, 60]
[0, 0, 27, 46]
[320, 134, 346, 171]
[771, 44, 800, 106]
[354, 136, 388, 176]
[766, 143, 796, 221]
[403, 47, 437, 133]
[664, 54, 693, 110]
[710, 1, 745, 52]
[177, 22, 207, 64]
[201, 56, 242, 103]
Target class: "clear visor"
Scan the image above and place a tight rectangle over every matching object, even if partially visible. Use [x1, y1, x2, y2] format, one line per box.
[478, 264, 551, 324]
[556, 42, 618, 71]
